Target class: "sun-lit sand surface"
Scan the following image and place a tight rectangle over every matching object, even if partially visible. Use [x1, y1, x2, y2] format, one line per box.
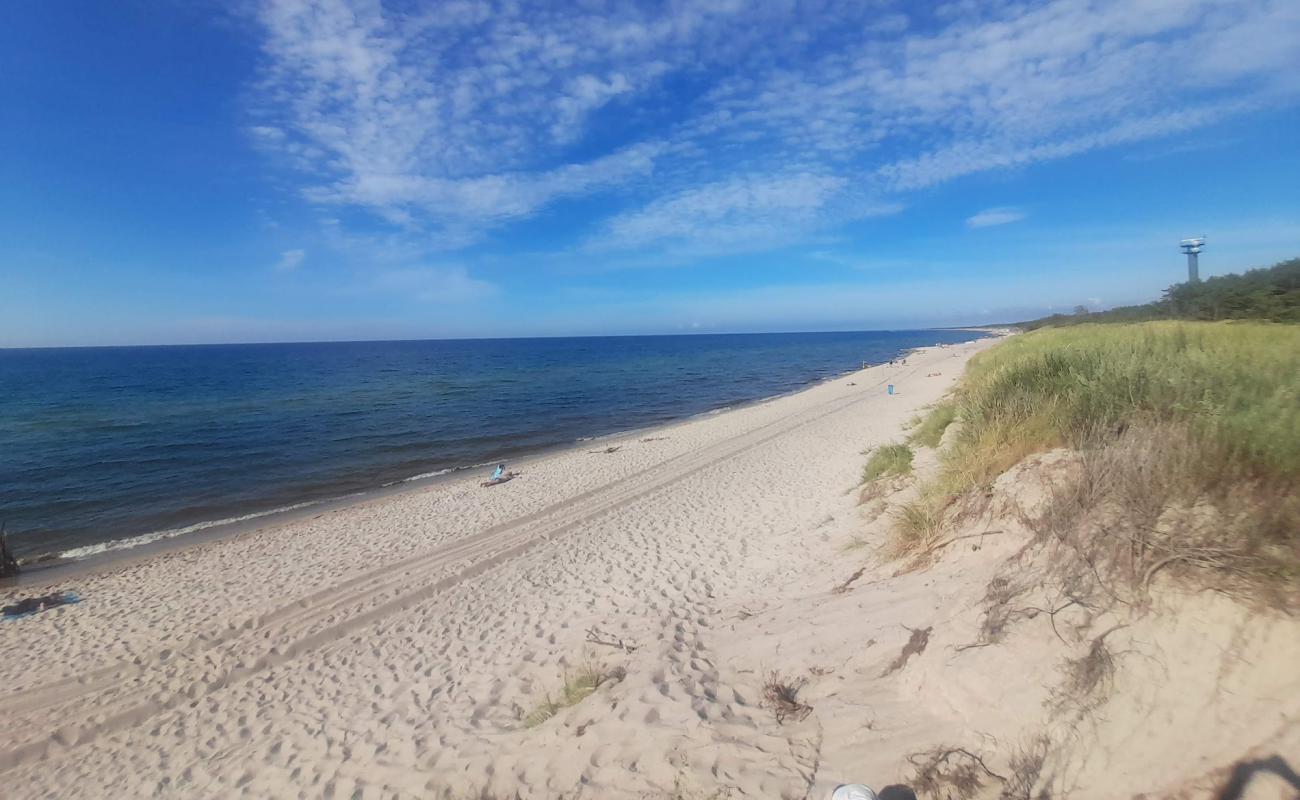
[3, 336, 1296, 799]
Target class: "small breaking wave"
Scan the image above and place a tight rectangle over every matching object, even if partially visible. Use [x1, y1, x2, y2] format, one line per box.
[393, 466, 457, 484]
[54, 501, 323, 561]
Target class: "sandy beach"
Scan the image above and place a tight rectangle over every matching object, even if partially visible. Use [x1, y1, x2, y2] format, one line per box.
[3, 334, 1297, 799]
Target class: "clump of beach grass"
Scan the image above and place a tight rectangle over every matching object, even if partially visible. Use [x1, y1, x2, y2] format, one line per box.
[907, 401, 957, 449]
[888, 494, 948, 560]
[523, 662, 617, 728]
[890, 321, 1300, 605]
[862, 443, 913, 483]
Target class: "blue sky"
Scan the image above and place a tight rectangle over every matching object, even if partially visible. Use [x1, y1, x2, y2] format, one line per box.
[2, 0, 1299, 347]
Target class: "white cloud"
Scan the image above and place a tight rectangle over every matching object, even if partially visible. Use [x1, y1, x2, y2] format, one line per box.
[274, 248, 306, 271]
[1122, 135, 1239, 162]
[966, 207, 1026, 229]
[248, 0, 744, 237]
[246, 0, 1300, 256]
[865, 13, 910, 35]
[247, 125, 285, 143]
[374, 266, 496, 303]
[876, 100, 1257, 191]
[589, 173, 875, 255]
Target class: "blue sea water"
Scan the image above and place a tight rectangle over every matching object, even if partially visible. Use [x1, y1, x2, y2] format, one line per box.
[0, 331, 985, 559]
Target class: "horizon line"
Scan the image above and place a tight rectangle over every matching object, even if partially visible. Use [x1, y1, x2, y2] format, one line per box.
[0, 325, 1002, 352]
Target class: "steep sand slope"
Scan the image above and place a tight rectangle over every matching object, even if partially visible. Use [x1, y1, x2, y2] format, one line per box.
[743, 451, 1300, 800]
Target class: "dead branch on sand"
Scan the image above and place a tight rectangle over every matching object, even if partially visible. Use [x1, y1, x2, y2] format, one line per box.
[832, 566, 867, 594]
[926, 528, 1004, 554]
[584, 627, 639, 653]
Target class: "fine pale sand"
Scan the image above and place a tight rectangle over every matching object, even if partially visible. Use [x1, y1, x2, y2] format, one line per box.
[2, 337, 1296, 799]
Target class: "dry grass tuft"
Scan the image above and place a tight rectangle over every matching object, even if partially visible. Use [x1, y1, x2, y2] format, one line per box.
[1067, 636, 1115, 697]
[1002, 736, 1051, 800]
[908, 746, 1006, 800]
[761, 671, 812, 724]
[886, 495, 948, 561]
[523, 662, 620, 728]
[1051, 625, 1126, 716]
[1033, 423, 1299, 606]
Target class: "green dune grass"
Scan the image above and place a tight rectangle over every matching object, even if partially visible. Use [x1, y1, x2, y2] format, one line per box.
[862, 443, 914, 483]
[946, 321, 1298, 490]
[907, 402, 957, 449]
[888, 322, 1299, 600]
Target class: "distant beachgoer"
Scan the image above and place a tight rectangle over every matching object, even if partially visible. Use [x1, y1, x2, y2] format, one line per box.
[492, 463, 505, 481]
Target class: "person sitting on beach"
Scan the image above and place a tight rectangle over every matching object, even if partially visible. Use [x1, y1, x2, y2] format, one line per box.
[482, 463, 517, 488]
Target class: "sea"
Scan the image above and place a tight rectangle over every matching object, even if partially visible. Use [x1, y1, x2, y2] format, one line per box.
[0, 330, 985, 560]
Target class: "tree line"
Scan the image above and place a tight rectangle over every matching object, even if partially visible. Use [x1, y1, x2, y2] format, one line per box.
[1019, 256, 1300, 330]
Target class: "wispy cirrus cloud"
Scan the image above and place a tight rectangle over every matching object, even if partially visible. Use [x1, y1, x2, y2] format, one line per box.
[246, 0, 1300, 258]
[967, 207, 1026, 229]
[273, 248, 306, 271]
[587, 173, 903, 257]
